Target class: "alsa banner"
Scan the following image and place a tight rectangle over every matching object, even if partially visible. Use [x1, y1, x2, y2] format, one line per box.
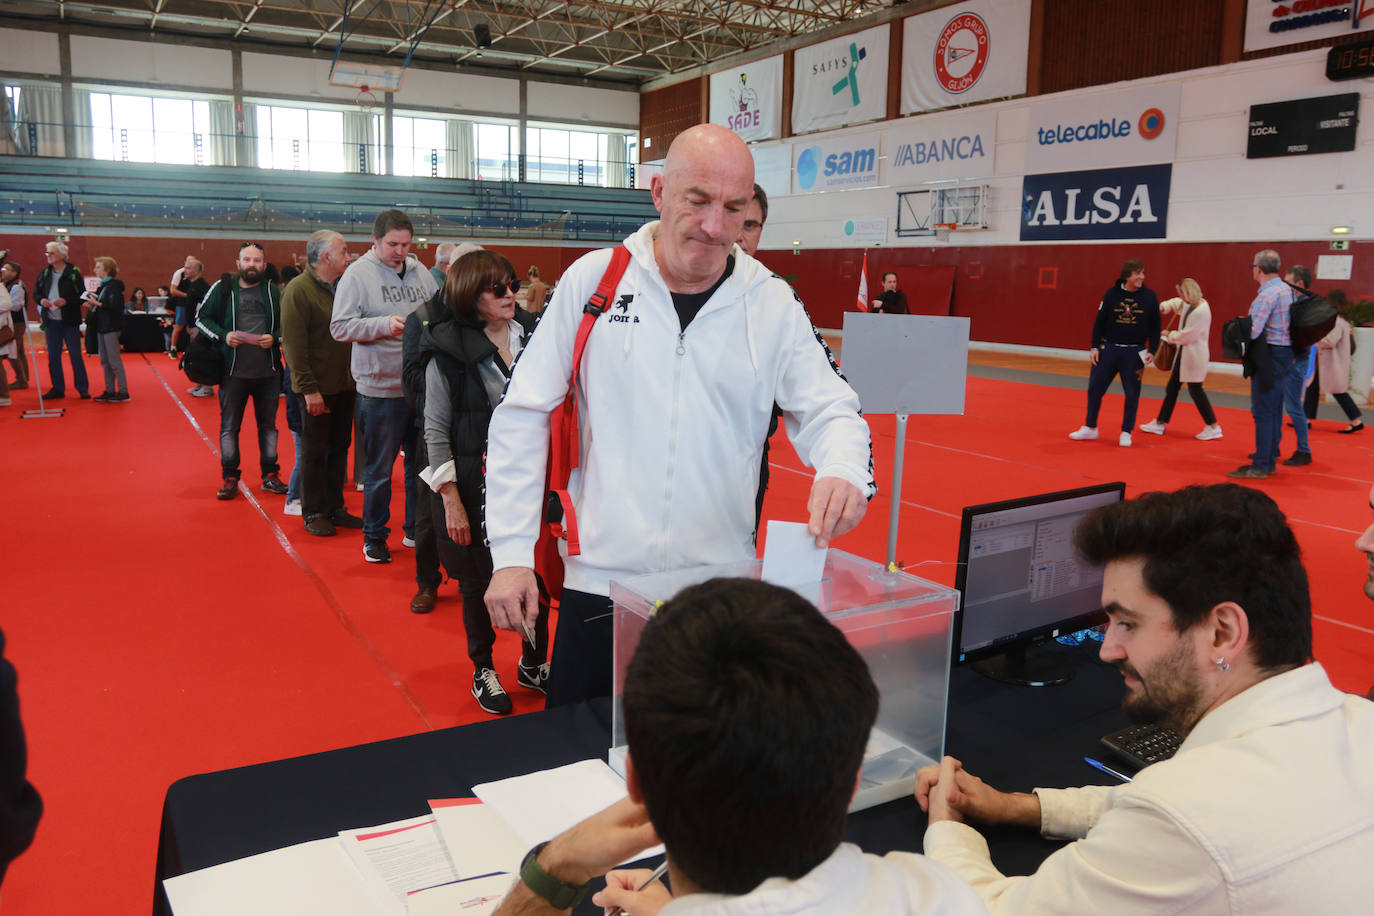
[792, 25, 889, 134]
[1025, 84, 1180, 173]
[1243, 0, 1374, 53]
[792, 132, 883, 194]
[902, 0, 1031, 114]
[709, 56, 783, 142]
[1020, 164, 1172, 242]
[885, 108, 998, 184]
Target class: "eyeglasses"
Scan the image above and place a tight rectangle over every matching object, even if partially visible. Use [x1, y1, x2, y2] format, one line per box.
[490, 279, 520, 297]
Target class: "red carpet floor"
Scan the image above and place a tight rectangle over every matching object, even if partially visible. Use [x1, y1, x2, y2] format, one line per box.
[1, 347, 1370, 914]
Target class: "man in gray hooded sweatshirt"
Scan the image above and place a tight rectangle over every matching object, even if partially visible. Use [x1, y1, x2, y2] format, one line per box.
[330, 209, 439, 564]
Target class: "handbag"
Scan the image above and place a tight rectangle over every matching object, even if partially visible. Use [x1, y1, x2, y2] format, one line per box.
[180, 331, 224, 385]
[1153, 307, 1181, 371]
[0, 324, 13, 348]
[536, 245, 631, 602]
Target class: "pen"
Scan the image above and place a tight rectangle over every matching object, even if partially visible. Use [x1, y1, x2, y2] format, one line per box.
[1084, 756, 1132, 782]
[606, 860, 669, 916]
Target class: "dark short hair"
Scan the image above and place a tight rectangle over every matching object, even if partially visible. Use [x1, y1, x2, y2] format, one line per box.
[882, 271, 897, 282]
[751, 183, 768, 225]
[1119, 258, 1145, 282]
[2, 260, 19, 278]
[623, 578, 878, 895]
[443, 249, 517, 324]
[1074, 484, 1312, 671]
[239, 241, 265, 256]
[1327, 288, 1351, 320]
[1286, 264, 1312, 289]
[373, 208, 413, 239]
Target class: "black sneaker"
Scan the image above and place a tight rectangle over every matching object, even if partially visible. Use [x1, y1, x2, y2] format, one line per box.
[1281, 451, 1312, 467]
[93, 391, 114, 402]
[260, 473, 289, 495]
[216, 477, 239, 500]
[473, 668, 513, 715]
[112, 392, 130, 402]
[304, 514, 337, 537]
[363, 537, 391, 563]
[516, 659, 551, 695]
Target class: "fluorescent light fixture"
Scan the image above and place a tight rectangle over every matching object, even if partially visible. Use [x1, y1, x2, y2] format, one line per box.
[1332, 225, 1352, 234]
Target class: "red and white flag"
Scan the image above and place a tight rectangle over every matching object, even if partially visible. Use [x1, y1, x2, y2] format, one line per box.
[855, 251, 869, 312]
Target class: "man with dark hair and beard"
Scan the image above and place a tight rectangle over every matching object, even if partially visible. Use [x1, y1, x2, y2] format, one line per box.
[196, 242, 289, 501]
[917, 483, 1374, 914]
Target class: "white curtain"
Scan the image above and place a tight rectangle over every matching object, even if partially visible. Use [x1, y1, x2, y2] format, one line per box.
[237, 101, 257, 168]
[209, 100, 236, 166]
[606, 133, 628, 188]
[70, 87, 92, 159]
[447, 119, 474, 179]
[343, 109, 376, 173]
[18, 82, 64, 157]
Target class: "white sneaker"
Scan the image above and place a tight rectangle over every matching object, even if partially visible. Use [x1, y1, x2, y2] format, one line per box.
[1196, 424, 1224, 441]
[284, 499, 302, 517]
[1119, 432, 1132, 447]
[1139, 420, 1167, 435]
[1068, 426, 1099, 440]
[402, 535, 416, 548]
[356, 481, 365, 492]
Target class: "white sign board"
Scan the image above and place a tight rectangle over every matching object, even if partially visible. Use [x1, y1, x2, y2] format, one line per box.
[841, 217, 888, 246]
[885, 107, 998, 186]
[841, 314, 970, 415]
[792, 25, 890, 134]
[901, 0, 1031, 114]
[1316, 254, 1353, 280]
[709, 56, 783, 142]
[1243, 0, 1374, 52]
[751, 143, 792, 199]
[792, 131, 883, 194]
[1025, 84, 1180, 173]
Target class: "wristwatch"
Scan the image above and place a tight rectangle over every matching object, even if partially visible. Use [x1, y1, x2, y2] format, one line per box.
[519, 841, 590, 908]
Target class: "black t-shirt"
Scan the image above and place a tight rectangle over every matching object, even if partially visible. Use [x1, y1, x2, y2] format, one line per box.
[875, 289, 908, 314]
[179, 276, 211, 321]
[670, 256, 734, 331]
[231, 283, 274, 379]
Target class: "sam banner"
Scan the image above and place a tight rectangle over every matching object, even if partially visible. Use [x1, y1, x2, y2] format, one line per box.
[1020, 164, 1172, 242]
[901, 0, 1031, 114]
[792, 132, 882, 194]
[709, 56, 783, 142]
[792, 25, 889, 133]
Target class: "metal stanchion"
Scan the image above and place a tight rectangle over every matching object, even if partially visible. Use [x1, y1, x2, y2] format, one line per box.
[21, 320, 63, 418]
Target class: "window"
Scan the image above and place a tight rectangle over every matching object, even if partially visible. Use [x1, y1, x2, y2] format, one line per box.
[475, 122, 516, 180]
[255, 105, 345, 173]
[89, 92, 212, 164]
[525, 124, 635, 187]
[393, 115, 448, 177]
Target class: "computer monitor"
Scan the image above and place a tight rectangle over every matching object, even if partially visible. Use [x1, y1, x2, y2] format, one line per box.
[952, 481, 1125, 686]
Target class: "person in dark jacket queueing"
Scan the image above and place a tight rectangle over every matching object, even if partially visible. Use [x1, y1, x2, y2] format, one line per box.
[1069, 258, 1161, 448]
[416, 250, 550, 716]
[0, 627, 42, 890]
[34, 240, 90, 400]
[86, 257, 130, 402]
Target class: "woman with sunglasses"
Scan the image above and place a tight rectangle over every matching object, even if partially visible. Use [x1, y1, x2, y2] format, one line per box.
[417, 249, 550, 715]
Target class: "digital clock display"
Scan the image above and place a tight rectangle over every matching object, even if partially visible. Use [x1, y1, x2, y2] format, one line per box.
[1327, 38, 1374, 82]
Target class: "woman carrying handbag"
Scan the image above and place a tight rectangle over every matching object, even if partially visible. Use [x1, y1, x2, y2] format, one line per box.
[1139, 277, 1222, 440]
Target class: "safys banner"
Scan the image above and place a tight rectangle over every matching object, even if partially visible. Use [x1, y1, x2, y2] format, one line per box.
[902, 0, 1031, 113]
[792, 25, 890, 134]
[1025, 84, 1180, 173]
[709, 56, 783, 142]
[792, 132, 883, 194]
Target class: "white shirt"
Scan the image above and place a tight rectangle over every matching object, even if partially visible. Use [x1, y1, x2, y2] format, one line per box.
[924, 663, 1374, 914]
[662, 842, 987, 915]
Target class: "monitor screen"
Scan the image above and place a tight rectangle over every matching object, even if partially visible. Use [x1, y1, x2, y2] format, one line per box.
[952, 482, 1125, 672]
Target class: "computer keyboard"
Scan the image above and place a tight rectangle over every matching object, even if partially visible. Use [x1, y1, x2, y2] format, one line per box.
[1100, 723, 1183, 770]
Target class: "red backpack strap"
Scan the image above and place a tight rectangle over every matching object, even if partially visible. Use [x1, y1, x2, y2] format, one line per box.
[546, 245, 632, 556]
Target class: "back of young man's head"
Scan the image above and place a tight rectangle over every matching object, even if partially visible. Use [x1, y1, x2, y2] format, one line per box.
[623, 577, 878, 895]
[1075, 483, 1312, 671]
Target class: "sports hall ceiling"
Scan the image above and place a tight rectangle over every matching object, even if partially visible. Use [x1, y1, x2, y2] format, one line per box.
[6, 0, 908, 86]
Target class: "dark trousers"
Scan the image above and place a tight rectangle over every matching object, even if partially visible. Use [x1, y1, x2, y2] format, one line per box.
[218, 373, 281, 480]
[1156, 360, 1216, 425]
[411, 430, 442, 590]
[1084, 345, 1145, 432]
[1251, 345, 1295, 472]
[42, 322, 88, 396]
[430, 491, 549, 671]
[297, 390, 355, 518]
[547, 589, 614, 709]
[1306, 381, 1364, 422]
[357, 395, 417, 542]
[6, 313, 26, 385]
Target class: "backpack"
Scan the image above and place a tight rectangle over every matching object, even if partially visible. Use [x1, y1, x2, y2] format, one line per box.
[1282, 280, 1338, 349]
[180, 332, 224, 386]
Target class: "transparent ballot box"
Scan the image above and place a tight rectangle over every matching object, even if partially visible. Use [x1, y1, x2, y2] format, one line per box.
[607, 549, 957, 812]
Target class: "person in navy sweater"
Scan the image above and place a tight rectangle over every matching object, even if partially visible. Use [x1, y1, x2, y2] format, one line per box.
[1069, 258, 1161, 447]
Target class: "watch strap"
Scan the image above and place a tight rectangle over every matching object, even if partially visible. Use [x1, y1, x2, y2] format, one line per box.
[520, 841, 590, 909]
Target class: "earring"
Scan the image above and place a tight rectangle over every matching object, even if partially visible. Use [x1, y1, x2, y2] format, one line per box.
[1215, 657, 1230, 673]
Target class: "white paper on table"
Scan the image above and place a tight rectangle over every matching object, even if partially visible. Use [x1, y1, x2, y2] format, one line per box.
[406, 872, 516, 916]
[473, 759, 664, 862]
[162, 837, 379, 916]
[338, 814, 459, 915]
[761, 520, 827, 587]
[428, 798, 526, 878]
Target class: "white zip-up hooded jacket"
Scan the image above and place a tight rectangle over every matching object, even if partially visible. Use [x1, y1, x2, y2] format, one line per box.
[485, 221, 875, 597]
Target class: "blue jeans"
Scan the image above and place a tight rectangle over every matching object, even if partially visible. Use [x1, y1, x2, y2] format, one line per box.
[357, 394, 417, 541]
[1281, 348, 1310, 454]
[1251, 345, 1295, 471]
[219, 373, 281, 480]
[286, 431, 302, 502]
[42, 322, 89, 396]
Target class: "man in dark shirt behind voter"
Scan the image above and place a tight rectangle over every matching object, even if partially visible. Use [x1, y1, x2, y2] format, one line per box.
[1069, 258, 1161, 448]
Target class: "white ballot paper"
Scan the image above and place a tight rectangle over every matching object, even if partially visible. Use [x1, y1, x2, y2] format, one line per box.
[761, 520, 827, 587]
[406, 872, 514, 916]
[428, 798, 526, 878]
[473, 759, 664, 861]
[163, 837, 378, 916]
[338, 814, 459, 915]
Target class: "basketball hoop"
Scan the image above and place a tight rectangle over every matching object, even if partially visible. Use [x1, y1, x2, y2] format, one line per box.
[934, 222, 956, 242]
[355, 85, 378, 114]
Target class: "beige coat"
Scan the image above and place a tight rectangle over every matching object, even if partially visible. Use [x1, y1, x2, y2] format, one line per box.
[1161, 296, 1210, 383]
[1316, 316, 1353, 394]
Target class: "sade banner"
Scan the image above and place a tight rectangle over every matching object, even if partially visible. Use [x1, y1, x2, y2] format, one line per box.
[709, 56, 783, 143]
